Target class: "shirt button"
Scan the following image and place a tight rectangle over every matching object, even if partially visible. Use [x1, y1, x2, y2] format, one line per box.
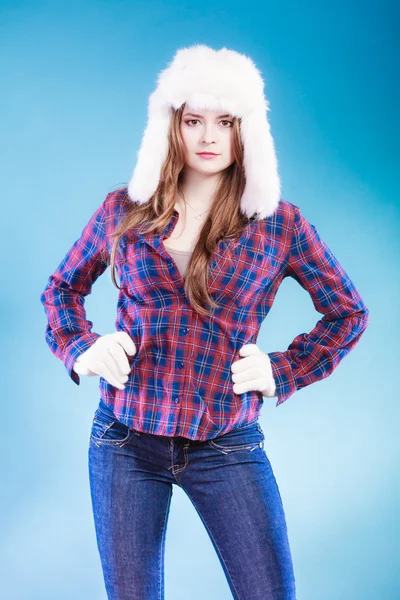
[173, 397, 180, 404]
[178, 361, 184, 368]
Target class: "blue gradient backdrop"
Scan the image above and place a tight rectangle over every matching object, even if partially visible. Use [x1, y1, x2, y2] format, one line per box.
[1, 1, 398, 598]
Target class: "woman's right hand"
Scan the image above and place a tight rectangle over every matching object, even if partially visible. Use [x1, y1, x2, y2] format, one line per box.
[73, 331, 137, 390]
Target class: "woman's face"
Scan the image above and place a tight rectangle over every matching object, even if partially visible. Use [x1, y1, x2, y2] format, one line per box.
[180, 107, 235, 175]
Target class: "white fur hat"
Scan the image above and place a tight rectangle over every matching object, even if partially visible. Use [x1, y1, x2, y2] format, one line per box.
[127, 44, 281, 219]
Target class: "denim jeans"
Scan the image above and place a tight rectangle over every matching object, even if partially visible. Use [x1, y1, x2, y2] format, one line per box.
[88, 398, 297, 600]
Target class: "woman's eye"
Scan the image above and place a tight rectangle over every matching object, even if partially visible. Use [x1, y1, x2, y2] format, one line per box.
[184, 119, 233, 127]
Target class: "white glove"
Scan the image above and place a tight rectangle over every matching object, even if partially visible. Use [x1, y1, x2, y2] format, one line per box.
[231, 343, 277, 398]
[73, 331, 137, 390]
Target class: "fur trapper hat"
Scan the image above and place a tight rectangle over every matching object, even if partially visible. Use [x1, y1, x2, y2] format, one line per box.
[127, 44, 281, 219]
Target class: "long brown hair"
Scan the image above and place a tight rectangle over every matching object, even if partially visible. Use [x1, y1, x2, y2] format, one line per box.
[109, 102, 250, 317]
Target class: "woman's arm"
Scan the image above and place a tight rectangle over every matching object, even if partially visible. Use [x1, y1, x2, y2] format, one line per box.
[268, 204, 370, 406]
[39, 193, 111, 385]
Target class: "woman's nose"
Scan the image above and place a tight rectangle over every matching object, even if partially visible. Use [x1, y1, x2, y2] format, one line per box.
[200, 126, 217, 144]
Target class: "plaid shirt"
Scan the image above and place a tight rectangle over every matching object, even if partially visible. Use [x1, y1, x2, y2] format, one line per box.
[40, 187, 369, 441]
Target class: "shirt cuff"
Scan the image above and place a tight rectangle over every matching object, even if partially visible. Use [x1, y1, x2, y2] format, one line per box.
[267, 351, 297, 407]
[63, 332, 102, 385]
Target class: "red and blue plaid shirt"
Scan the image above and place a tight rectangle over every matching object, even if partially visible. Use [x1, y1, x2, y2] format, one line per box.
[40, 187, 369, 440]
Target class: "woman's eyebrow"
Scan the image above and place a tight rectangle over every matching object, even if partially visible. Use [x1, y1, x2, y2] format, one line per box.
[184, 112, 232, 119]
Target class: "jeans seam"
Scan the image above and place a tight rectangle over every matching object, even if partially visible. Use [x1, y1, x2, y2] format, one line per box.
[90, 421, 134, 446]
[171, 443, 190, 474]
[89, 431, 134, 446]
[182, 487, 243, 600]
[208, 439, 262, 454]
[158, 486, 172, 600]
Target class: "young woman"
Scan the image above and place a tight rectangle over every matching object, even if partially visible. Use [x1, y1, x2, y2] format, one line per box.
[40, 44, 369, 600]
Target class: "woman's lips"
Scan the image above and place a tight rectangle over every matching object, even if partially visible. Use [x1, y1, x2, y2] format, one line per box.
[197, 153, 219, 159]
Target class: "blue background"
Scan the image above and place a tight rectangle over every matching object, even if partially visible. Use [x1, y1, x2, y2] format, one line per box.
[1, 0, 398, 598]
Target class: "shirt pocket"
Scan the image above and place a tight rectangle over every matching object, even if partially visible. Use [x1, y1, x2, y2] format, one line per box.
[208, 234, 274, 308]
[116, 238, 160, 302]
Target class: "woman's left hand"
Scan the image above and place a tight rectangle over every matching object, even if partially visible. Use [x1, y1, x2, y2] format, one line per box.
[231, 343, 277, 397]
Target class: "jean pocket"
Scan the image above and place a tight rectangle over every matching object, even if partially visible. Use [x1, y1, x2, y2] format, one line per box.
[90, 408, 134, 447]
[207, 422, 265, 455]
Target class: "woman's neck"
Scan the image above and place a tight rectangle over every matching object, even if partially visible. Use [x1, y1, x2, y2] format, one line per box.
[177, 170, 221, 213]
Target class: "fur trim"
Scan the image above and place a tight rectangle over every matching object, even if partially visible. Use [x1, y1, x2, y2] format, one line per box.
[128, 44, 281, 219]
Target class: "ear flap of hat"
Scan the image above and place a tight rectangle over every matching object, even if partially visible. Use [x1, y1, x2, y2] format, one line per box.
[240, 108, 281, 219]
[127, 93, 172, 204]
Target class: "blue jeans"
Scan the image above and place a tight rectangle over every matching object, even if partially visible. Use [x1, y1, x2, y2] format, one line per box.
[88, 398, 297, 600]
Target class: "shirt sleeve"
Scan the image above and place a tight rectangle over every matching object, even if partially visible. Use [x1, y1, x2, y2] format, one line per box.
[268, 204, 370, 407]
[39, 193, 111, 385]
